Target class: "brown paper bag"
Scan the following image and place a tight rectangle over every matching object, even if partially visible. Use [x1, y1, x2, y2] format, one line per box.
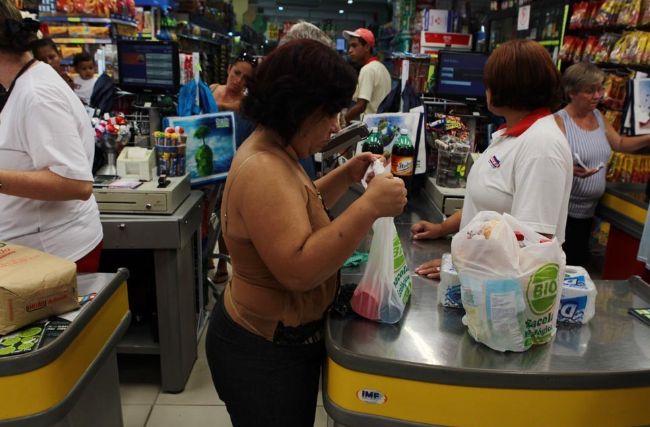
[0, 242, 79, 335]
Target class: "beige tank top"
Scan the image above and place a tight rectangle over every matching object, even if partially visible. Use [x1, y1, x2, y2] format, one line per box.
[221, 151, 338, 341]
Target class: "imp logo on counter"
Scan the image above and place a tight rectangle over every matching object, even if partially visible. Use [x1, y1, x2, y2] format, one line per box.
[357, 389, 387, 405]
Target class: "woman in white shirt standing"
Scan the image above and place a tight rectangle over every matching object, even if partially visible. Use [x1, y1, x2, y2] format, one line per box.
[411, 39, 573, 278]
[0, 0, 103, 271]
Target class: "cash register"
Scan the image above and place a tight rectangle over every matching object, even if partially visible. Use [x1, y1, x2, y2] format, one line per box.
[93, 147, 190, 214]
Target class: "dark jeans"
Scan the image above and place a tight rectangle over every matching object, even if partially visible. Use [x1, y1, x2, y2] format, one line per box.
[205, 297, 324, 427]
[562, 216, 594, 266]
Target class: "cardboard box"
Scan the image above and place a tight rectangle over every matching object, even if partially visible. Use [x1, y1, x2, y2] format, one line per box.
[423, 9, 451, 33]
[0, 242, 79, 335]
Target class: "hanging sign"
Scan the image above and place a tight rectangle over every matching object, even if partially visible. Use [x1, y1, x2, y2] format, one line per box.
[517, 5, 531, 31]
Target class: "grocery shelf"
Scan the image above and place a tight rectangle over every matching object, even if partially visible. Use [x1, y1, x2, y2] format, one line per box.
[53, 37, 113, 44]
[39, 15, 138, 28]
[178, 33, 228, 46]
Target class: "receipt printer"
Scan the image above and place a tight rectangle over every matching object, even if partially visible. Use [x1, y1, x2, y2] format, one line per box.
[116, 147, 157, 181]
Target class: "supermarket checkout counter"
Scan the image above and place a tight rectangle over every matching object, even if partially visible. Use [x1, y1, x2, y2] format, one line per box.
[324, 198, 650, 427]
[597, 182, 649, 279]
[0, 270, 130, 427]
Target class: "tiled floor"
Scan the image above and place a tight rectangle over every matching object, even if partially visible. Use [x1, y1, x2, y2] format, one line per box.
[118, 320, 331, 427]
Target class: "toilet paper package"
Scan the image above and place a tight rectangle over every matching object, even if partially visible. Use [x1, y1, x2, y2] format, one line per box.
[557, 266, 597, 324]
[438, 253, 462, 308]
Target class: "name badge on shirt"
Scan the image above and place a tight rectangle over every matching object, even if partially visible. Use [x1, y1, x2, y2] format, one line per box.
[488, 155, 501, 168]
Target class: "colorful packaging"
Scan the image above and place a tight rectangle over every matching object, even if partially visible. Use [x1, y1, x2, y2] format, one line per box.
[558, 266, 597, 324]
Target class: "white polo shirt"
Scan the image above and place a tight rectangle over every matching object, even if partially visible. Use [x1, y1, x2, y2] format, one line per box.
[353, 59, 391, 116]
[0, 62, 102, 261]
[460, 112, 572, 243]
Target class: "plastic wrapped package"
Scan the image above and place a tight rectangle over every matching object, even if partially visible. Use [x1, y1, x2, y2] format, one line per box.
[557, 266, 597, 324]
[438, 253, 462, 308]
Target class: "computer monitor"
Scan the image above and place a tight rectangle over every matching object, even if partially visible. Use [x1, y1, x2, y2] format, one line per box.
[434, 50, 487, 105]
[117, 40, 180, 95]
[336, 38, 346, 52]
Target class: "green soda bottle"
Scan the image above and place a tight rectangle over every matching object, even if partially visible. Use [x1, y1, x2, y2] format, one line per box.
[362, 127, 383, 155]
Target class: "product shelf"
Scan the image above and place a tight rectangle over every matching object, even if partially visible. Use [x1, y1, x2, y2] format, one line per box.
[53, 37, 113, 44]
[39, 15, 138, 28]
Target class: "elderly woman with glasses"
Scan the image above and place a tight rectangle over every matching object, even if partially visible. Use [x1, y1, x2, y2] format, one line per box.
[209, 51, 257, 113]
[556, 62, 650, 265]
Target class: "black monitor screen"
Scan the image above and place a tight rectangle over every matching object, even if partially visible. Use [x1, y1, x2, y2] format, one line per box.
[434, 50, 487, 104]
[117, 40, 180, 94]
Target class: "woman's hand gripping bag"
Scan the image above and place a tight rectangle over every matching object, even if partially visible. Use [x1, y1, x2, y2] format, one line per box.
[351, 160, 413, 323]
[451, 212, 565, 352]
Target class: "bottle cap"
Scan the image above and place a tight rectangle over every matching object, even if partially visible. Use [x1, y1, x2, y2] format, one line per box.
[400, 128, 408, 134]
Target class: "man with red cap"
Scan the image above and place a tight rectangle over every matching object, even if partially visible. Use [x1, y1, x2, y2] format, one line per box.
[343, 28, 391, 123]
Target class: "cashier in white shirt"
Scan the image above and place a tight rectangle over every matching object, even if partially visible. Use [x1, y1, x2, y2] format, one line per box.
[411, 40, 573, 279]
[0, 1, 103, 272]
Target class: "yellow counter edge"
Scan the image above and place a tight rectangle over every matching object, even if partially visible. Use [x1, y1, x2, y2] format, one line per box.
[326, 358, 650, 427]
[0, 281, 129, 419]
[600, 193, 647, 224]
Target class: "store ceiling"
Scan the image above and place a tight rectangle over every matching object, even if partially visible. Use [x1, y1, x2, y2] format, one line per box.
[249, 0, 392, 24]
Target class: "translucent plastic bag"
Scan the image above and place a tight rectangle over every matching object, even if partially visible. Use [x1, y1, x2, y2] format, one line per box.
[451, 212, 565, 352]
[351, 160, 412, 323]
[351, 217, 412, 323]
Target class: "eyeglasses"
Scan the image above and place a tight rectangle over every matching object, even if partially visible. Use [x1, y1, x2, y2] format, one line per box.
[236, 52, 258, 67]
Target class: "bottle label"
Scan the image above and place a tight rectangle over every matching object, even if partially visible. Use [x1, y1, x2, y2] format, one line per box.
[391, 155, 414, 176]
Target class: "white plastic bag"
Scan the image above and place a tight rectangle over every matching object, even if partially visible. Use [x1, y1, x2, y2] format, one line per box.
[351, 160, 412, 323]
[451, 212, 565, 352]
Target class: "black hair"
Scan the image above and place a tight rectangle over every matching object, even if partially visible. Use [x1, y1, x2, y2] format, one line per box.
[31, 37, 61, 56]
[0, 0, 39, 54]
[234, 50, 258, 67]
[73, 51, 94, 67]
[241, 39, 357, 143]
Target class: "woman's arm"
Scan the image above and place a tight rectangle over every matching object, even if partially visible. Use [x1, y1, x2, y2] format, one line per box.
[236, 154, 406, 291]
[0, 169, 93, 201]
[411, 210, 462, 240]
[605, 119, 650, 152]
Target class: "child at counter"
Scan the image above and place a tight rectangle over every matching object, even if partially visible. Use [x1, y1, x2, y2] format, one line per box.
[72, 52, 97, 106]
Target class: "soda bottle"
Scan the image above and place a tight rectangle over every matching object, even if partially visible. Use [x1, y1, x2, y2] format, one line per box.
[391, 128, 414, 177]
[362, 127, 383, 155]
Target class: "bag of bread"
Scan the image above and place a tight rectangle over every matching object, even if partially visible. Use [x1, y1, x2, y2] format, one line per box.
[0, 242, 79, 335]
[451, 212, 565, 352]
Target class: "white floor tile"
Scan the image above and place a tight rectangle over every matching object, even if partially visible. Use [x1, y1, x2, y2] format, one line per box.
[122, 405, 152, 427]
[314, 406, 329, 427]
[120, 383, 161, 405]
[145, 405, 232, 427]
[155, 355, 224, 406]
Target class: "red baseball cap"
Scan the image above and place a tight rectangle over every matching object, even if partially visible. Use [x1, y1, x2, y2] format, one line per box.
[342, 28, 375, 48]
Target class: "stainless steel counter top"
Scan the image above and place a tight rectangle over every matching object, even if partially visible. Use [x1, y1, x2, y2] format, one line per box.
[327, 196, 650, 390]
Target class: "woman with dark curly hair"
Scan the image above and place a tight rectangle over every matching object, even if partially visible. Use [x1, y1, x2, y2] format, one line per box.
[411, 39, 573, 278]
[205, 39, 407, 426]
